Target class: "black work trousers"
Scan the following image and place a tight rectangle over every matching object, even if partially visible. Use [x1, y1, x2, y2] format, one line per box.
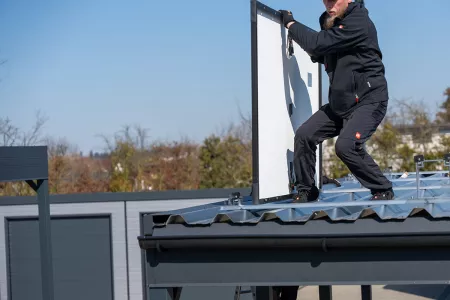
[293, 101, 392, 193]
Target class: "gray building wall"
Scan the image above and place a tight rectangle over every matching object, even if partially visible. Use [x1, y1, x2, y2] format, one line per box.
[6, 215, 113, 300]
[0, 188, 250, 300]
[0, 202, 129, 300]
[126, 199, 227, 300]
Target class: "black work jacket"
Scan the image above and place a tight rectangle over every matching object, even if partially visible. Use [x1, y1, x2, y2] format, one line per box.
[288, 2, 388, 117]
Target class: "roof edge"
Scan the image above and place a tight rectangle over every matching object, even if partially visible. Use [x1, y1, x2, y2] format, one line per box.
[138, 234, 450, 251]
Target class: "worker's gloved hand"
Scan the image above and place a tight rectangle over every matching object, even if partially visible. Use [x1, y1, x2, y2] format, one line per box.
[279, 10, 295, 27]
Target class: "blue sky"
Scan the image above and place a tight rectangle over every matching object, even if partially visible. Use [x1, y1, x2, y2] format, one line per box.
[0, 0, 449, 154]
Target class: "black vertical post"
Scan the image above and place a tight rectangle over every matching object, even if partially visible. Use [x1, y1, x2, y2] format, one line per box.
[318, 63, 323, 189]
[37, 179, 55, 300]
[319, 286, 332, 300]
[361, 285, 372, 300]
[254, 286, 278, 300]
[167, 287, 182, 300]
[251, 0, 260, 204]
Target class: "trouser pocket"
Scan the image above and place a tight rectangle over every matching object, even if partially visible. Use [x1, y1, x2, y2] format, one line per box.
[371, 101, 388, 124]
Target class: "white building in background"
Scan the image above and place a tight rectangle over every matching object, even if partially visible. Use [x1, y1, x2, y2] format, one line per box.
[321, 124, 450, 176]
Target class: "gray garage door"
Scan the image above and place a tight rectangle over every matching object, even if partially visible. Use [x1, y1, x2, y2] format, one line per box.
[6, 215, 113, 300]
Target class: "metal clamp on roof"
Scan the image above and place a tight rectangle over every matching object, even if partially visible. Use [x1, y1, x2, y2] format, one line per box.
[228, 192, 243, 206]
[414, 153, 450, 199]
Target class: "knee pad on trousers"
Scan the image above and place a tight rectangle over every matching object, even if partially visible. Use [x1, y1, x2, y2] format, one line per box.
[335, 138, 355, 159]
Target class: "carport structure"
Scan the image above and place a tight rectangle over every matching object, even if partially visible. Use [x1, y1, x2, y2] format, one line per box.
[139, 170, 450, 300]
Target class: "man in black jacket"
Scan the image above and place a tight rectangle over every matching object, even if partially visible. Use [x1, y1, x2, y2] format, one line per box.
[279, 0, 394, 203]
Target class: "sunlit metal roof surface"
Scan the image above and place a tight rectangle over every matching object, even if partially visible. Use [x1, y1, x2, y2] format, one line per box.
[152, 171, 450, 226]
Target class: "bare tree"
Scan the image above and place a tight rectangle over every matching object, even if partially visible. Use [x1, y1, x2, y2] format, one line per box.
[134, 125, 150, 150]
[0, 117, 19, 146]
[96, 124, 150, 153]
[390, 98, 436, 155]
[21, 111, 48, 146]
[44, 137, 77, 194]
[0, 111, 48, 147]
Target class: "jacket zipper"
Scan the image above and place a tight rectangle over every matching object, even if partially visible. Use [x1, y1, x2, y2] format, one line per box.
[352, 71, 359, 103]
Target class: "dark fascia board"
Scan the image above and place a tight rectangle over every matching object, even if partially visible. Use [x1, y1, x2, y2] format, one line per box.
[138, 216, 450, 249]
[5, 213, 112, 221]
[0, 187, 251, 206]
[0, 146, 48, 182]
[143, 241, 450, 287]
[139, 234, 450, 252]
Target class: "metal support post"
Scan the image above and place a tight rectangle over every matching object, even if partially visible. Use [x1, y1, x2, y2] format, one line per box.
[444, 154, 450, 176]
[26, 179, 54, 300]
[413, 154, 450, 199]
[167, 287, 182, 300]
[361, 285, 372, 300]
[319, 286, 332, 300]
[416, 164, 421, 199]
[35, 179, 54, 300]
[235, 286, 255, 300]
[254, 286, 278, 300]
[414, 155, 424, 199]
[147, 287, 182, 300]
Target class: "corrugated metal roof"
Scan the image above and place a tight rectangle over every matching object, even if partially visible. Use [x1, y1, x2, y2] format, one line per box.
[153, 171, 450, 226]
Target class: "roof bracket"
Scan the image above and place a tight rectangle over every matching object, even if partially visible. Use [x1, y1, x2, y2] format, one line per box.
[413, 153, 450, 199]
[142, 214, 155, 236]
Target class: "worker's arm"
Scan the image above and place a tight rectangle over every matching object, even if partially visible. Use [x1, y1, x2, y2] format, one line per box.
[280, 10, 368, 57]
[280, 11, 326, 64]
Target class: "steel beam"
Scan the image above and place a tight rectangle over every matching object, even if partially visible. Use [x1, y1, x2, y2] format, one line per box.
[144, 245, 450, 287]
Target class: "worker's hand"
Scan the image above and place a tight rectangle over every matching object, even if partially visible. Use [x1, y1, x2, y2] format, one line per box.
[279, 10, 295, 28]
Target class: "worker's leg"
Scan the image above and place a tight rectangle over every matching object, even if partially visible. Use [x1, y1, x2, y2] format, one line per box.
[335, 101, 393, 194]
[293, 104, 342, 194]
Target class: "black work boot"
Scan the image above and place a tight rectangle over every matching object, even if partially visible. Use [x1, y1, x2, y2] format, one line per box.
[370, 188, 395, 200]
[293, 185, 319, 203]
